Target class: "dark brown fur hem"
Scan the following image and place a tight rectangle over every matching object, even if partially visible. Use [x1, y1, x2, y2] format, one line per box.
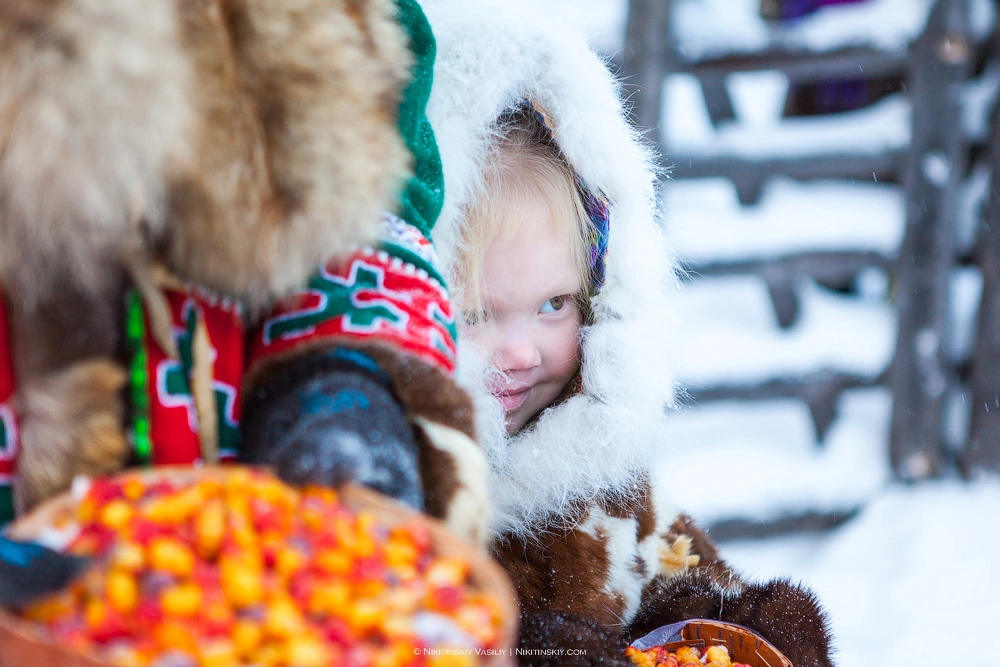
[492, 524, 625, 628]
[14, 359, 129, 511]
[518, 611, 632, 667]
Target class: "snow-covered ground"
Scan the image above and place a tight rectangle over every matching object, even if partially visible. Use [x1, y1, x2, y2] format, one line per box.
[719, 478, 1000, 667]
[564, 1, 1000, 665]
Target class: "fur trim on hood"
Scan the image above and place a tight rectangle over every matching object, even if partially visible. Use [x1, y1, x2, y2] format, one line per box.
[422, 0, 681, 538]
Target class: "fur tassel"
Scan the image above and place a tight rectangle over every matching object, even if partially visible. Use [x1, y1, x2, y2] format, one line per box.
[14, 359, 129, 511]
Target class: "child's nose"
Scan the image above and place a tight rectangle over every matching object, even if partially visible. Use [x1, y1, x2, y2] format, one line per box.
[495, 331, 541, 373]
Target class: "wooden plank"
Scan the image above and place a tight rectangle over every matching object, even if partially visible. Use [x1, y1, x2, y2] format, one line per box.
[667, 151, 907, 205]
[680, 47, 907, 84]
[698, 73, 736, 127]
[687, 370, 880, 442]
[964, 57, 1000, 474]
[681, 250, 891, 283]
[708, 507, 861, 541]
[622, 0, 672, 142]
[890, 0, 973, 480]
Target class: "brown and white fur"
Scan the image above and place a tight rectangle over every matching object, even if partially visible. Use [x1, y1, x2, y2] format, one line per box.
[0, 0, 412, 510]
[422, 1, 833, 664]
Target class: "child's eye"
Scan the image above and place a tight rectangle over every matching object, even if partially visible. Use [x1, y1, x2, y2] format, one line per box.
[539, 295, 568, 314]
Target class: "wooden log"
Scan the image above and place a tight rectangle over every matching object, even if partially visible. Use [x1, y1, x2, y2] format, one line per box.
[890, 0, 973, 480]
[666, 151, 907, 205]
[698, 73, 736, 127]
[686, 370, 879, 442]
[622, 0, 672, 142]
[681, 47, 908, 84]
[680, 250, 891, 285]
[964, 50, 1000, 474]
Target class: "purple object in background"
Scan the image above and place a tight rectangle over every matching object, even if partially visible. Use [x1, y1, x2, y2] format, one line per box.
[780, 0, 867, 21]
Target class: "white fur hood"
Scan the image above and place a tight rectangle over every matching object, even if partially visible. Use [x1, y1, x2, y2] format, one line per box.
[422, 0, 680, 537]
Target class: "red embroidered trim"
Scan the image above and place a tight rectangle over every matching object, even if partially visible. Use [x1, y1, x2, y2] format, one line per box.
[249, 247, 458, 376]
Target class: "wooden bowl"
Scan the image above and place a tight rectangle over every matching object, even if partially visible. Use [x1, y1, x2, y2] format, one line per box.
[0, 466, 518, 667]
[631, 618, 794, 667]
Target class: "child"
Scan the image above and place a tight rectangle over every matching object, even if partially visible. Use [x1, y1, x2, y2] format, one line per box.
[423, 1, 833, 665]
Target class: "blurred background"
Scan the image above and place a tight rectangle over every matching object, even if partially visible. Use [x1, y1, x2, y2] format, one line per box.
[539, 1, 1000, 665]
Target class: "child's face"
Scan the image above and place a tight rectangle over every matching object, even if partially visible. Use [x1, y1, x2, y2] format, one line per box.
[465, 202, 583, 434]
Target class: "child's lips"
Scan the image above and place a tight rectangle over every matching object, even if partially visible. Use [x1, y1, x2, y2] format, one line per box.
[498, 386, 530, 412]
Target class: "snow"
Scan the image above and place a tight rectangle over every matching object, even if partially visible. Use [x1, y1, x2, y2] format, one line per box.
[664, 73, 911, 158]
[664, 177, 905, 261]
[659, 388, 893, 523]
[532, 0, 628, 56]
[718, 478, 1000, 667]
[947, 266, 984, 364]
[671, 277, 896, 385]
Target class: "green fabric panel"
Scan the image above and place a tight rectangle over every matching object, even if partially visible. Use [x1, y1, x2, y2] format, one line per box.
[0, 486, 13, 526]
[394, 0, 444, 237]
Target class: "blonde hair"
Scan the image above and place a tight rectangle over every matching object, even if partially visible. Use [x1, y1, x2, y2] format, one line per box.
[457, 109, 591, 320]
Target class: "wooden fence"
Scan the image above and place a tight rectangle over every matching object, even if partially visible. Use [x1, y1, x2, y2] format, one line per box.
[621, 0, 1000, 489]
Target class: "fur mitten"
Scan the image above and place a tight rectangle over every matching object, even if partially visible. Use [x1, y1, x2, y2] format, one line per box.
[240, 349, 424, 509]
[629, 570, 834, 667]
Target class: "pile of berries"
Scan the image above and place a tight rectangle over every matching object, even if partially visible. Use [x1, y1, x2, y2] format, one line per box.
[625, 643, 752, 667]
[19, 468, 503, 666]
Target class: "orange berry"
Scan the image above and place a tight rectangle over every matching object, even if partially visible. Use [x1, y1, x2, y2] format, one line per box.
[111, 541, 145, 572]
[199, 638, 239, 667]
[99, 499, 134, 531]
[307, 581, 350, 617]
[148, 537, 195, 577]
[84, 598, 107, 629]
[705, 645, 732, 667]
[345, 599, 383, 635]
[384, 538, 418, 569]
[265, 597, 305, 638]
[77, 497, 97, 524]
[106, 570, 139, 614]
[122, 477, 145, 501]
[315, 548, 353, 576]
[379, 612, 414, 640]
[195, 499, 226, 560]
[426, 558, 468, 587]
[254, 642, 286, 667]
[231, 619, 263, 658]
[161, 582, 202, 617]
[285, 635, 331, 667]
[154, 620, 199, 654]
[275, 545, 307, 579]
[220, 557, 264, 609]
